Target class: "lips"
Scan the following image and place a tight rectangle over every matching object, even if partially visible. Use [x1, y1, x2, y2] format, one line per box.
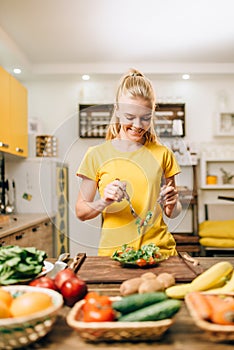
[128, 127, 144, 136]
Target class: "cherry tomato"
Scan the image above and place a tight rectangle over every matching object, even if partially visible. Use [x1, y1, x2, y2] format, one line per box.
[60, 276, 87, 307]
[29, 276, 57, 290]
[54, 268, 76, 289]
[154, 253, 162, 259]
[136, 258, 147, 267]
[125, 247, 133, 252]
[148, 256, 156, 265]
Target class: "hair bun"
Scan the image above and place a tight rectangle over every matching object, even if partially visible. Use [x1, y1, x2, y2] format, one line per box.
[129, 69, 143, 77]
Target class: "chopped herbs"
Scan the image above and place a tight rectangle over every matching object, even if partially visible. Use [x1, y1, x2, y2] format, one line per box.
[135, 210, 153, 235]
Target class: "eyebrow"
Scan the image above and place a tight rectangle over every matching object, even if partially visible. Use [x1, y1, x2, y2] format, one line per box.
[124, 113, 152, 118]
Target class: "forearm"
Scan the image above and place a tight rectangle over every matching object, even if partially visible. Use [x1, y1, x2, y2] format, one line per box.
[164, 200, 182, 218]
[76, 198, 110, 221]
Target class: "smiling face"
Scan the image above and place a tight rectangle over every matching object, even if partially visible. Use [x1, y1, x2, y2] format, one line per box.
[117, 96, 153, 143]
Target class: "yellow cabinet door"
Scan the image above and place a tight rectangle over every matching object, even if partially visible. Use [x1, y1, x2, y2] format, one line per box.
[0, 66, 11, 153]
[10, 75, 28, 157]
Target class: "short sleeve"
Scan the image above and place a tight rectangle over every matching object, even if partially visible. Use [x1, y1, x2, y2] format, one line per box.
[76, 147, 99, 182]
[163, 148, 181, 178]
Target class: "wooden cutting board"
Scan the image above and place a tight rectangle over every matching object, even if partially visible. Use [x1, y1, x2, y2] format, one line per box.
[74, 254, 204, 283]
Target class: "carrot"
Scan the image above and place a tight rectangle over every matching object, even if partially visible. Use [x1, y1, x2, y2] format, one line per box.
[205, 294, 234, 325]
[186, 291, 212, 320]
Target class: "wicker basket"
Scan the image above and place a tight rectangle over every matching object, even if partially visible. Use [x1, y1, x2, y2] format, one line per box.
[66, 298, 174, 342]
[185, 293, 234, 342]
[0, 285, 64, 349]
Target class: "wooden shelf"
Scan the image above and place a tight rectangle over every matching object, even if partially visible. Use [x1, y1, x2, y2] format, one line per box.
[200, 157, 234, 188]
[201, 185, 234, 190]
[79, 103, 186, 138]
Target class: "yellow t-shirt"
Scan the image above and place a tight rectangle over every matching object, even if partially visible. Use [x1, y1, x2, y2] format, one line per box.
[77, 140, 180, 256]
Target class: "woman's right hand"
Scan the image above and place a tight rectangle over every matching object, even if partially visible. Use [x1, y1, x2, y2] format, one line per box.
[102, 179, 126, 203]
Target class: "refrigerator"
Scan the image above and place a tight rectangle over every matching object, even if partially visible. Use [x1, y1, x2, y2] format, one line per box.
[5, 157, 69, 256]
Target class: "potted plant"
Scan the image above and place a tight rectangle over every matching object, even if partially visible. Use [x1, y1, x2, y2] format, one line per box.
[220, 168, 234, 184]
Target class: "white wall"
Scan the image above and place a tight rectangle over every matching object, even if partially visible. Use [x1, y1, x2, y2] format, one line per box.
[22, 76, 234, 256]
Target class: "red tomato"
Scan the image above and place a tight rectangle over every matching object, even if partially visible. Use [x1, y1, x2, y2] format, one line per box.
[125, 247, 133, 252]
[60, 276, 87, 307]
[148, 257, 156, 265]
[54, 268, 76, 289]
[83, 307, 115, 322]
[29, 276, 57, 290]
[83, 292, 112, 312]
[136, 258, 147, 267]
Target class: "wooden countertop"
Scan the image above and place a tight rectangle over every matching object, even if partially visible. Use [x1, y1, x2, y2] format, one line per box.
[0, 213, 55, 238]
[31, 257, 234, 350]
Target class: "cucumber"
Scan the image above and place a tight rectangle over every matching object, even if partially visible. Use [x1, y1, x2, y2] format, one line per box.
[118, 299, 181, 322]
[112, 292, 167, 314]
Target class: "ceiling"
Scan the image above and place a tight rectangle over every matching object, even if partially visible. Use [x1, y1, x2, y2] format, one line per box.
[0, 0, 234, 81]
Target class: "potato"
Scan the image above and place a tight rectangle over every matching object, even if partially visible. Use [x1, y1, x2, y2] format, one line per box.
[156, 273, 175, 289]
[138, 278, 164, 294]
[120, 277, 142, 296]
[140, 272, 157, 280]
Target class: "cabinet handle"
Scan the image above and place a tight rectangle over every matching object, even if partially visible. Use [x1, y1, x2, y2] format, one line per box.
[16, 147, 24, 153]
[0, 142, 9, 148]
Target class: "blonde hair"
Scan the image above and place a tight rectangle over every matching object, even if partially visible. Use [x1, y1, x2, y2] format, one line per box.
[106, 68, 158, 143]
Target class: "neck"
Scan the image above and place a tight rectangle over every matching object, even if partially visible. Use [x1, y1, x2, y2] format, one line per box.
[112, 138, 145, 152]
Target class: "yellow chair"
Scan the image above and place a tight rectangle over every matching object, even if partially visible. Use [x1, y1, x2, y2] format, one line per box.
[199, 202, 234, 257]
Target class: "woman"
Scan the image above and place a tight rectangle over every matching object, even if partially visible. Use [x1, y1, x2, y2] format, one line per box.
[76, 69, 182, 256]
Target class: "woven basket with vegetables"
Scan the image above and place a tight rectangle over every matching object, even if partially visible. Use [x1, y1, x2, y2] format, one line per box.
[0, 285, 63, 349]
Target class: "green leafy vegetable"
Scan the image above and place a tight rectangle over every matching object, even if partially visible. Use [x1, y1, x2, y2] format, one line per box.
[0, 245, 47, 285]
[135, 210, 153, 235]
[111, 243, 163, 266]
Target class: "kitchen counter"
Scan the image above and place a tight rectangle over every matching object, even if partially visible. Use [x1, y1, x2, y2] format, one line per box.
[32, 257, 234, 350]
[0, 213, 55, 238]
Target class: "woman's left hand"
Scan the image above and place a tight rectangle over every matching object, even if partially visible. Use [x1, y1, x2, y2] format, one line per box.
[159, 180, 181, 218]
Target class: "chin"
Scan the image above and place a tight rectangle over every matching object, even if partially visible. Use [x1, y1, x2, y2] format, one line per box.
[127, 129, 144, 141]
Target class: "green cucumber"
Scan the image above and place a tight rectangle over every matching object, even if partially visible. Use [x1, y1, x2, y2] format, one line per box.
[112, 292, 167, 314]
[118, 299, 181, 322]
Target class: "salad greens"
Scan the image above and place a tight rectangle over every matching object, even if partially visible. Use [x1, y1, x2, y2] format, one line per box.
[0, 245, 47, 285]
[111, 243, 163, 266]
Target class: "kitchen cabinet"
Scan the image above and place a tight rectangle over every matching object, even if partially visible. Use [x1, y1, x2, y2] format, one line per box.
[79, 103, 185, 138]
[0, 218, 54, 258]
[0, 67, 10, 152]
[0, 66, 28, 157]
[9, 75, 28, 157]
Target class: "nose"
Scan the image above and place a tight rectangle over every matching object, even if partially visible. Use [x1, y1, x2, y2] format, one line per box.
[132, 118, 142, 128]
